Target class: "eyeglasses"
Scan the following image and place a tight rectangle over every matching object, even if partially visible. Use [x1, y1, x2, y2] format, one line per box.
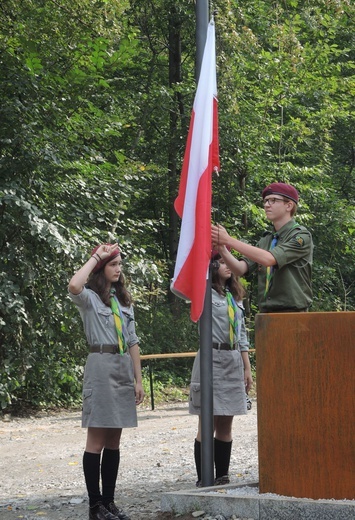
[263, 197, 286, 206]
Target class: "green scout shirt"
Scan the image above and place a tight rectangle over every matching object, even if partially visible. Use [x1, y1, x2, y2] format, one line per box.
[243, 219, 313, 312]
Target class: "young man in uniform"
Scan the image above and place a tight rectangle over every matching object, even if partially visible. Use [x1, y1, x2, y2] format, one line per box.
[211, 182, 313, 312]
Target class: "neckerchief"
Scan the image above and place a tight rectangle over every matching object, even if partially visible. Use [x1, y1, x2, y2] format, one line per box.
[110, 288, 127, 355]
[226, 289, 239, 348]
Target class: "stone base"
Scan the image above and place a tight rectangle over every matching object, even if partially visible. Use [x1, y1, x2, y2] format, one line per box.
[161, 482, 355, 520]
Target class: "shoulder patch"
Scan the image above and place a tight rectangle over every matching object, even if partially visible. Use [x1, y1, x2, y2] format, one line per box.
[294, 235, 304, 247]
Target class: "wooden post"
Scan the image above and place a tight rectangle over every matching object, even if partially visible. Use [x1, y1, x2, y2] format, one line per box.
[255, 311, 355, 500]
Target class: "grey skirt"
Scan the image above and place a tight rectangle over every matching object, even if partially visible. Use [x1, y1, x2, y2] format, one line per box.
[82, 351, 137, 428]
[189, 349, 247, 416]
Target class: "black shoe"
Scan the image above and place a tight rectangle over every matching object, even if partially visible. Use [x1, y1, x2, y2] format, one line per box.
[89, 502, 119, 520]
[106, 502, 131, 520]
[214, 475, 230, 486]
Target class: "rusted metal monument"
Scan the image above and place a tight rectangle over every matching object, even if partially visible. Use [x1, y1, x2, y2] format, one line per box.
[256, 311, 354, 501]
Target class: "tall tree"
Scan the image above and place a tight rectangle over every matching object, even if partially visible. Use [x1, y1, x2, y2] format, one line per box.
[0, 0, 354, 411]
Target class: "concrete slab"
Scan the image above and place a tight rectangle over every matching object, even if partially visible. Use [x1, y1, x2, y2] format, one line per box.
[161, 482, 355, 520]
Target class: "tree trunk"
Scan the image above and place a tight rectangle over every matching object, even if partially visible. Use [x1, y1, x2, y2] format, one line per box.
[167, 9, 184, 314]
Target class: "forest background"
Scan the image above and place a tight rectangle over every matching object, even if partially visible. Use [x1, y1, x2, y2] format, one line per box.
[1, 0, 354, 413]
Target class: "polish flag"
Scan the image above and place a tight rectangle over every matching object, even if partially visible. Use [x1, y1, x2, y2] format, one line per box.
[171, 20, 219, 322]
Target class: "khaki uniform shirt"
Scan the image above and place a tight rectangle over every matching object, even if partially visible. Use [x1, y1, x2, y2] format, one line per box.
[211, 289, 249, 351]
[69, 286, 139, 347]
[243, 219, 313, 312]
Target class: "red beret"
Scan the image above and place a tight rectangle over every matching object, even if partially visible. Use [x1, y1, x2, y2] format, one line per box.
[262, 182, 299, 203]
[91, 244, 122, 274]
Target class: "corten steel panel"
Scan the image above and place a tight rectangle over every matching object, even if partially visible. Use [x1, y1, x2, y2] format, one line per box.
[255, 312, 355, 500]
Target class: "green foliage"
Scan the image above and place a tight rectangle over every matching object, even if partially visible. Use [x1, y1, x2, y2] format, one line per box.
[0, 0, 354, 413]
[135, 300, 198, 355]
[141, 365, 190, 408]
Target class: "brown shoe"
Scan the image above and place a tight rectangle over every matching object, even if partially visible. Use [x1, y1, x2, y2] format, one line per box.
[89, 502, 119, 520]
[106, 502, 131, 520]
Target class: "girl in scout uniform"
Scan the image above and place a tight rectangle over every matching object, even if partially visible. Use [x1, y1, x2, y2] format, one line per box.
[69, 243, 144, 520]
[189, 252, 253, 486]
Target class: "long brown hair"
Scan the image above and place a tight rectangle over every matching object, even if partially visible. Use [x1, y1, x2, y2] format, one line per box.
[212, 256, 246, 301]
[87, 270, 132, 307]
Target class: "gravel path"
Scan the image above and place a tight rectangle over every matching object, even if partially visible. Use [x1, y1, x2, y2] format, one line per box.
[0, 401, 258, 520]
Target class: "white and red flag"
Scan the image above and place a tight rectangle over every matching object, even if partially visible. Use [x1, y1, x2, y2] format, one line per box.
[171, 20, 219, 322]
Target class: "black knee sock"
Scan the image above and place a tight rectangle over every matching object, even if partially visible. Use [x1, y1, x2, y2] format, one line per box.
[101, 448, 120, 506]
[194, 439, 202, 481]
[214, 438, 232, 479]
[83, 451, 102, 507]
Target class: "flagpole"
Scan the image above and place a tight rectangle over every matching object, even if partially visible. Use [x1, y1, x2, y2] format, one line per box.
[196, 0, 214, 488]
[196, 0, 209, 77]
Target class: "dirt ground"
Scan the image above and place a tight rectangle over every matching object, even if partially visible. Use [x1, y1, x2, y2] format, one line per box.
[0, 402, 258, 520]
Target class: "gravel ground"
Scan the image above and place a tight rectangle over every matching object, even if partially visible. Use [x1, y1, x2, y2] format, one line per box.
[0, 401, 258, 520]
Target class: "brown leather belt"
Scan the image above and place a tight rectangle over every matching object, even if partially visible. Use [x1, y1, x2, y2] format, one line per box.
[212, 342, 236, 351]
[89, 344, 118, 353]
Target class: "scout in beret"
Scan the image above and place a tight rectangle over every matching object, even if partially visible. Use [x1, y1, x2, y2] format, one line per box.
[211, 182, 313, 313]
[189, 249, 253, 487]
[68, 242, 143, 520]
